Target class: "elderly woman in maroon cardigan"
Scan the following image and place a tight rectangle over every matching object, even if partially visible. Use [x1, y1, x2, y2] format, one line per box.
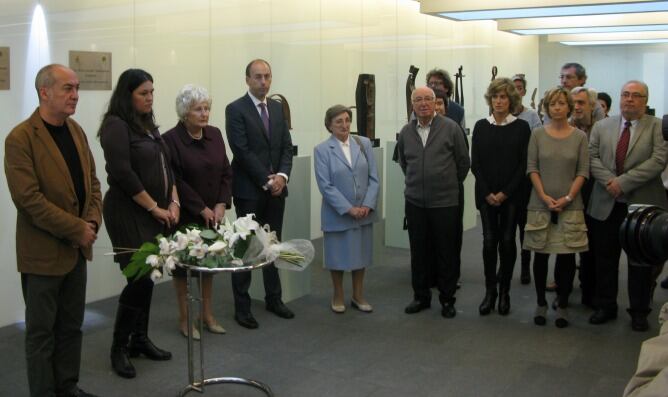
[163, 84, 233, 339]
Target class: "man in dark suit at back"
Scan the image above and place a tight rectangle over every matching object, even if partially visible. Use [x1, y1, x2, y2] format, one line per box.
[225, 59, 294, 329]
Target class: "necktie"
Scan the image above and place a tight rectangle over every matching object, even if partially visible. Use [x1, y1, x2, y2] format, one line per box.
[615, 121, 631, 175]
[259, 103, 270, 138]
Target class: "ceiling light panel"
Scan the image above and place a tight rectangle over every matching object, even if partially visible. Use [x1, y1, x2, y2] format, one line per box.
[421, 0, 668, 21]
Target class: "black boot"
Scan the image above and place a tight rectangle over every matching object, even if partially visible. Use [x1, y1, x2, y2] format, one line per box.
[128, 306, 172, 361]
[498, 288, 510, 315]
[478, 289, 497, 315]
[111, 303, 139, 379]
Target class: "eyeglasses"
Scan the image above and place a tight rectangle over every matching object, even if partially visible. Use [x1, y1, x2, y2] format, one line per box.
[413, 96, 435, 104]
[621, 91, 647, 99]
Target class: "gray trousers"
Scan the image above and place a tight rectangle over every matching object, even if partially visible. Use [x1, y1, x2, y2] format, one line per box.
[21, 256, 86, 397]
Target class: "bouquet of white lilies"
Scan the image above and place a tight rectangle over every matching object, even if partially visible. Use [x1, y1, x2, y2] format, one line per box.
[122, 214, 314, 281]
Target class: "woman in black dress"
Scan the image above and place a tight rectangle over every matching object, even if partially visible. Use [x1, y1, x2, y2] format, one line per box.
[100, 69, 179, 379]
[471, 77, 531, 316]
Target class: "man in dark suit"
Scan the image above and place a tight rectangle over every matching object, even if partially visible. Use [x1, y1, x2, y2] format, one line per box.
[225, 59, 294, 329]
[5, 64, 102, 397]
[588, 80, 668, 331]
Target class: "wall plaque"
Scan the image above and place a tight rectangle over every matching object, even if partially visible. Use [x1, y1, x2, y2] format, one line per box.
[0, 47, 9, 90]
[69, 50, 111, 90]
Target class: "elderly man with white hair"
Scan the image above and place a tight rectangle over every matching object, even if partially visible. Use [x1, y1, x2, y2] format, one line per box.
[396, 86, 470, 319]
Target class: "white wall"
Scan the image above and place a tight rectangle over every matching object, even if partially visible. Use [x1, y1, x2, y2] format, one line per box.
[0, 0, 540, 327]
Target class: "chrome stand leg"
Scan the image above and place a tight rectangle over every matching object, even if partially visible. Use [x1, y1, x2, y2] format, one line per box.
[179, 267, 273, 396]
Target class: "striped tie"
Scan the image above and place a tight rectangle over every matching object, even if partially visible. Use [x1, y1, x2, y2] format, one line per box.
[615, 121, 631, 175]
[259, 103, 270, 138]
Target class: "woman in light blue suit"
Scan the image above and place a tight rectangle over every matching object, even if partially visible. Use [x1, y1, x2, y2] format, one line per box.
[314, 105, 379, 314]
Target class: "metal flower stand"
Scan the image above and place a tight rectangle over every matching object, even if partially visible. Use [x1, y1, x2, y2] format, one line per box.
[179, 262, 274, 396]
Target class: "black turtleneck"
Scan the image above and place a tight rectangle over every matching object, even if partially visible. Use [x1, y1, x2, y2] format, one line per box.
[43, 119, 86, 215]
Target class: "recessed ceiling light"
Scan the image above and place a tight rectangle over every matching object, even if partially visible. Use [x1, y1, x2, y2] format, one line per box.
[511, 24, 668, 35]
[561, 38, 668, 45]
[434, 1, 668, 21]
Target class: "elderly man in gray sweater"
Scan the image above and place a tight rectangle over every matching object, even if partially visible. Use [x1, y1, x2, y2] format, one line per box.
[396, 86, 470, 318]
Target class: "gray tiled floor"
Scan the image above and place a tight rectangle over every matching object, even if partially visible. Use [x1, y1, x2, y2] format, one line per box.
[1, 223, 667, 397]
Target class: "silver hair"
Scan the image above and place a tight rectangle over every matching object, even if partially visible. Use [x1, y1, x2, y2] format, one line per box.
[411, 86, 435, 102]
[571, 86, 598, 108]
[175, 84, 212, 121]
[623, 80, 649, 102]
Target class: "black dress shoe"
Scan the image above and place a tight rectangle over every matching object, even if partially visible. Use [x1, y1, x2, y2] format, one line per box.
[404, 300, 430, 314]
[441, 303, 456, 318]
[589, 309, 617, 325]
[631, 315, 649, 332]
[266, 301, 295, 319]
[235, 312, 259, 329]
[478, 290, 497, 315]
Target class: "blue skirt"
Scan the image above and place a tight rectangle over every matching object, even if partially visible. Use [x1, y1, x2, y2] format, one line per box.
[323, 224, 373, 271]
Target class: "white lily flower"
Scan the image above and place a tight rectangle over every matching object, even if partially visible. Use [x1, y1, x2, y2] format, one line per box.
[174, 233, 189, 251]
[189, 242, 208, 259]
[146, 254, 161, 267]
[216, 218, 233, 236]
[208, 240, 228, 254]
[150, 269, 163, 282]
[230, 258, 244, 267]
[158, 237, 172, 255]
[164, 255, 178, 271]
[234, 214, 259, 235]
[186, 228, 202, 244]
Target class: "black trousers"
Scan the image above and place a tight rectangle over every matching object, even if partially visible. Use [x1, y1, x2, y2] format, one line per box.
[591, 202, 653, 316]
[479, 201, 518, 290]
[578, 178, 596, 304]
[21, 256, 86, 397]
[405, 201, 459, 305]
[533, 253, 576, 307]
[232, 195, 285, 314]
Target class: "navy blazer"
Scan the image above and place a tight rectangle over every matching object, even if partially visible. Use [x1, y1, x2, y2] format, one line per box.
[314, 134, 379, 233]
[225, 93, 293, 200]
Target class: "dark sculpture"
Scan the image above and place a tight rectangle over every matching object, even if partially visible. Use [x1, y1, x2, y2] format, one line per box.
[454, 65, 464, 106]
[355, 74, 375, 140]
[268, 93, 292, 130]
[405, 65, 419, 122]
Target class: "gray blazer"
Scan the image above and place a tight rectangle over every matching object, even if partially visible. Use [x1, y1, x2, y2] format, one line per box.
[588, 114, 668, 221]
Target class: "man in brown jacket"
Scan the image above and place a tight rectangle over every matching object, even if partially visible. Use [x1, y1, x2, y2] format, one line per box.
[4, 64, 102, 397]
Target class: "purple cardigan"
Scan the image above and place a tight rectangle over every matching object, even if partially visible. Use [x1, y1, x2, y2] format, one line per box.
[162, 122, 233, 226]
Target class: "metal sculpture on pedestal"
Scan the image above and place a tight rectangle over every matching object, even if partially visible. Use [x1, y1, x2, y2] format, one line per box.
[268, 93, 292, 130]
[355, 73, 375, 140]
[454, 65, 464, 106]
[405, 65, 419, 122]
